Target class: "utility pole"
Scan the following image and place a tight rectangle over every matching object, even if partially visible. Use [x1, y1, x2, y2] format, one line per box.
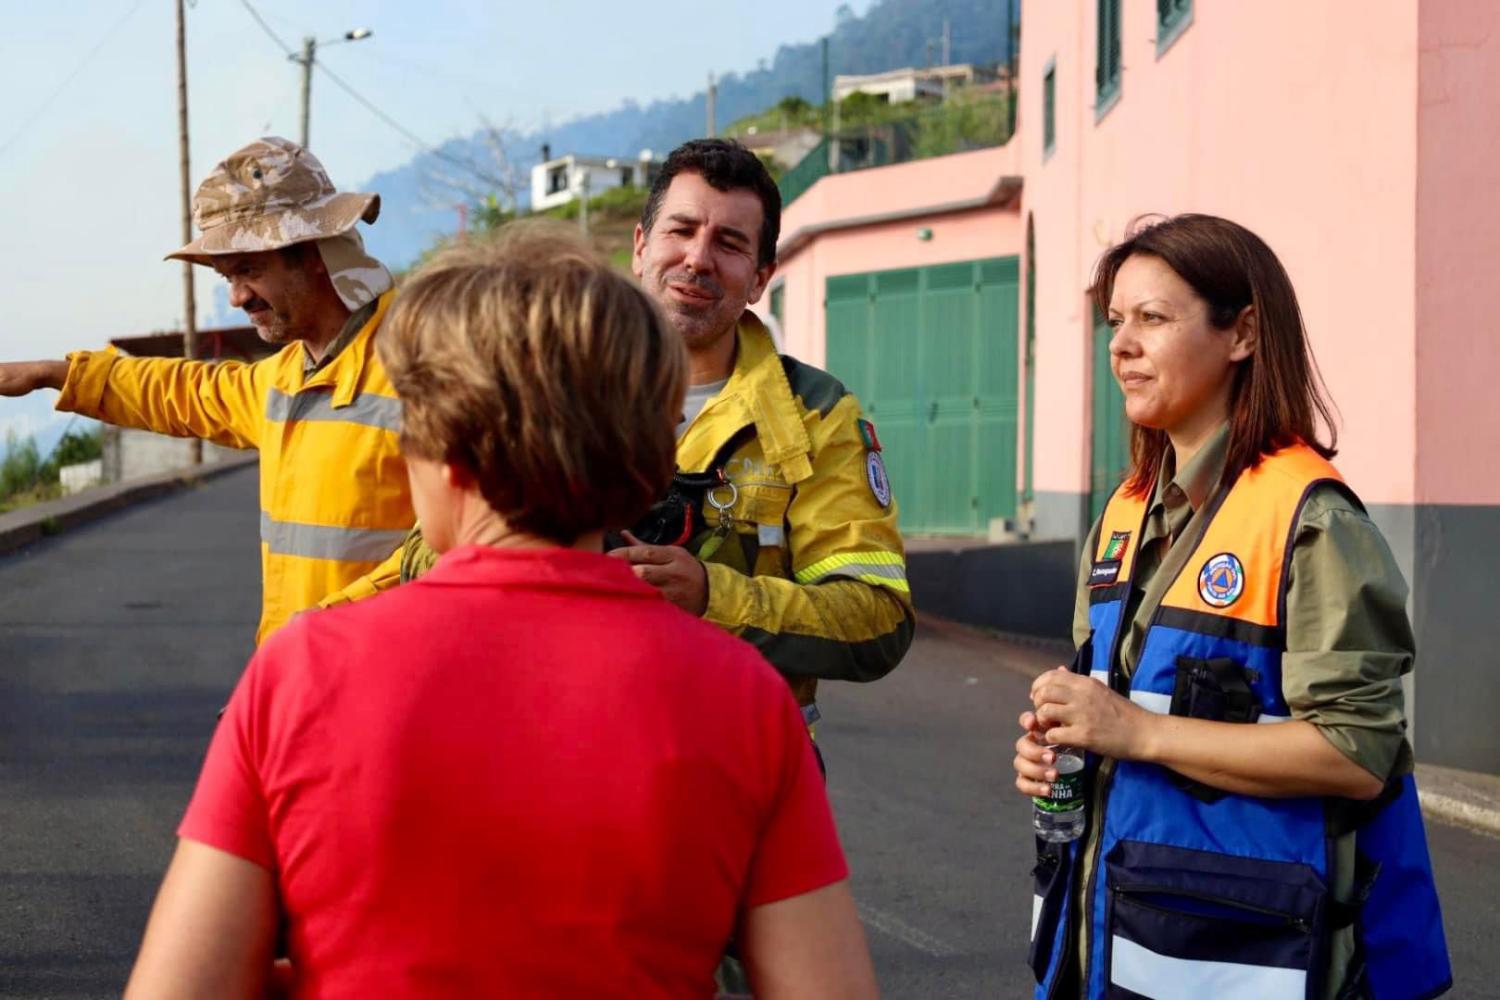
[822, 36, 833, 171]
[1006, 0, 1018, 136]
[706, 73, 717, 138]
[821, 36, 830, 132]
[291, 29, 370, 151]
[942, 17, 953, 100]
[298, 36, 315, 149]
[174, 0, 201, 465]
[576, 167, 590, 238]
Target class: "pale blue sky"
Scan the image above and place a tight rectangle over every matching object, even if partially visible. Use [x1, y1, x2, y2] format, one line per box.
[0, 0, 869, 441]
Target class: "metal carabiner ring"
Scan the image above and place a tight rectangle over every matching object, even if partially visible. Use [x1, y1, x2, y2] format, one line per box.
[705, 481, 738, 515]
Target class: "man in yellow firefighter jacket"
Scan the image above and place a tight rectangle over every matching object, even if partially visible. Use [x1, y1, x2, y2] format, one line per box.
[0, 137, 412, 644]
[326, 139, 914, 721]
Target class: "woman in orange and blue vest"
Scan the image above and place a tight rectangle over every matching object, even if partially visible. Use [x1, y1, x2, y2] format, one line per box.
[1014, 214, 1450, 999]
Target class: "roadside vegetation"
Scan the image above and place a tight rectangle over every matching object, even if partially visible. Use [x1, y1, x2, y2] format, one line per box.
[417, 184, 647, 276]
[0, 427, 103, 512]
[727, 85, 1011, 161]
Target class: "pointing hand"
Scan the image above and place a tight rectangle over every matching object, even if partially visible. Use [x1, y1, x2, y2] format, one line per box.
[0, 361, 68, 397]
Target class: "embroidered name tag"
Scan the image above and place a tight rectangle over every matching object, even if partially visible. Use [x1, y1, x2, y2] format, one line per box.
[1089, 560, 1122, 587]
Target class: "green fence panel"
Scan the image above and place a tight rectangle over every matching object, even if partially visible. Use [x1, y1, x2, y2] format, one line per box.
[977, 257, 1021, 527]
[825, 273, 871, 400]
[870, 269, 924, 529]
[920, 262, 983, 533]
[778, 138, 831, 209]
[822, 256, 1020, 535]
[1089, 305, 1130, 522]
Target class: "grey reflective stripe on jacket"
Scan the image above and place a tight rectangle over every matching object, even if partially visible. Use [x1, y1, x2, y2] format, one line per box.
[259, 512, 409, 563]
[265, 388, 402, 433]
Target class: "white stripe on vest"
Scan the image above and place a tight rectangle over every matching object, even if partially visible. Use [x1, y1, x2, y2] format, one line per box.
[1110, 935, 1307, 1000]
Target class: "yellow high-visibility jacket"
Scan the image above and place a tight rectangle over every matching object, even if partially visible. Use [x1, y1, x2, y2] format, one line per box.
[326, 314, 914, 707]
[55, 291, 412, 644]
[678, 313, 914, 705]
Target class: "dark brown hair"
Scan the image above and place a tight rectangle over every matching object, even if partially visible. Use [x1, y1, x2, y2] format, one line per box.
[378, 222, 686, 542]
[641, 138, 781, 268]
[1090, 213, 1338, 497]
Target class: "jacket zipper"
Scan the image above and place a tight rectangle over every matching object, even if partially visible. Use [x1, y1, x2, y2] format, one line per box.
[1111, 884, 1312, 932]
[1065, 757, 1116, 999]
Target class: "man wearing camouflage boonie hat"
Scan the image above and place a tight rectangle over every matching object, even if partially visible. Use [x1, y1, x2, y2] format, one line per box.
[0, 136, 414, 644]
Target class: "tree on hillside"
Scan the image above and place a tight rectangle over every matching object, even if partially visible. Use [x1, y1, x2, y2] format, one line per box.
[51, 428, 102, 469]
[357, 0, 1016, 269]
[421, 115, 529, 233]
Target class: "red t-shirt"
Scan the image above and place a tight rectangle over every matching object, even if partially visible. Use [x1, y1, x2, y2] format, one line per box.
[180, 545, 847, 998]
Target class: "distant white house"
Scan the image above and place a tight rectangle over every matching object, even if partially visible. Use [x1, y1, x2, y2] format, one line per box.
[530, 151, 659, 211]
[832, 63, 999, 104]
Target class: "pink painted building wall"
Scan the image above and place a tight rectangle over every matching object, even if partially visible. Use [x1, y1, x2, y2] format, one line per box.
[1022, 0, 1422, 515]
[1414, 2, 1500, 506]
[757, 144, 1023, 368]
[762, 0, 1500, 770]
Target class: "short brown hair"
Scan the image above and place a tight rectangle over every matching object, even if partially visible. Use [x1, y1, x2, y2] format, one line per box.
[1090, 214, 1338, 497]
[641, 139, 781, 268]
[378, 223, 686, 542]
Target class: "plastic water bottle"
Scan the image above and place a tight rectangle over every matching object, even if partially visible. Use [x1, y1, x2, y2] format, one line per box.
[1032, 747, 1086, 842]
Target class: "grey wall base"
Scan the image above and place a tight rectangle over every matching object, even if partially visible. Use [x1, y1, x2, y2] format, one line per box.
[101, 427, 246, 484]
[1032, 490, 1091, 546]
[908, 538, 1075, 641]
[1409, 503, 1500, 774]
[908, 494, 1500, 777]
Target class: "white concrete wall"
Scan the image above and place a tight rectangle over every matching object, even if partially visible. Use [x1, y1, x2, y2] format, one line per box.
[102, 427, 247, 484]
[58, 460, 103, 495]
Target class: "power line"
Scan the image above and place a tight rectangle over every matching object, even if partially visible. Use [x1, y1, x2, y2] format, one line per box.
[314, 61, 511, 189]
[236, 0, 294, 56]
[0, 0, 150, 161]
[235, 0, 509, 190]
[313, 61, 442, 158]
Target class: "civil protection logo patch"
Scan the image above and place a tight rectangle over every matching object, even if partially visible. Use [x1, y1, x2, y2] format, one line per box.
[866, 452, 892, 508]
[1198, 552, 1246, 608]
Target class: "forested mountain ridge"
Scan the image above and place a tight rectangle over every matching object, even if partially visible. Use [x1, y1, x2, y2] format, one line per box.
[358, 0, 1015, 267]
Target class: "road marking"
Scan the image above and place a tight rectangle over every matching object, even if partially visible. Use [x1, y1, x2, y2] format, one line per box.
[857, 903, 960, 957]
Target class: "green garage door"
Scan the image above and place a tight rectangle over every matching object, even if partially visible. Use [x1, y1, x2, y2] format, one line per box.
[824, 257, 1019, 535]
[1089, 304, 1130, 523]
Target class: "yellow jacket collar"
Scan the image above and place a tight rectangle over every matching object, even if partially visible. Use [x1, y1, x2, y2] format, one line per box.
[699, 313, 814, 483]
[299, 289, 394, 405]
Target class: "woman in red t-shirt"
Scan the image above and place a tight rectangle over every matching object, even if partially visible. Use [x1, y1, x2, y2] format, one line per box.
[126, 225, 877, 999]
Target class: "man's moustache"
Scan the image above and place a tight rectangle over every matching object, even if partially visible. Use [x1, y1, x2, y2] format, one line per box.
[664, 273, 722, 298]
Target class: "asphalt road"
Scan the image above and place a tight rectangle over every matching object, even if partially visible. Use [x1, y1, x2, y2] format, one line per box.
[0, 465, 1496, 998]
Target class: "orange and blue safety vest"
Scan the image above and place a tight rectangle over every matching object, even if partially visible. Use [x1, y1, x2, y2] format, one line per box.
[1031, 443, 1450, 999]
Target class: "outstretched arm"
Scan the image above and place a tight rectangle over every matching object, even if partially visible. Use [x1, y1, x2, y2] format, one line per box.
[54, 351, 269, 449]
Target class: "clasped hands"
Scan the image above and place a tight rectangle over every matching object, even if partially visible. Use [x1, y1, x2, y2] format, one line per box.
[1012, 666, 1156, 798]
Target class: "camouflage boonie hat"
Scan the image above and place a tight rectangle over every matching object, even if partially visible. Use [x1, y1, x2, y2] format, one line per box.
[167, 136, 380, 264]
